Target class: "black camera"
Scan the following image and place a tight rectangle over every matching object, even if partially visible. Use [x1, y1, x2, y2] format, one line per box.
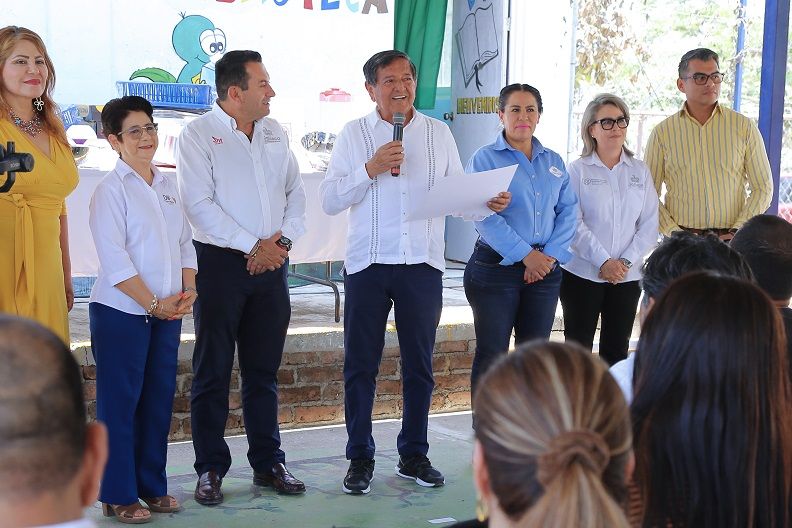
[0, 141, 35, 193]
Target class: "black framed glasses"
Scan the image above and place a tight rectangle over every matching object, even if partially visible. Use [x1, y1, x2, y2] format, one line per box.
[681, 72, 725, 85]
[117, 123, 158, 140]
[593, 117, 629, 130]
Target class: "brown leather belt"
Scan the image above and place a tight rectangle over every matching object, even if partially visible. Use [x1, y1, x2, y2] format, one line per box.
[679, 226, 734, 236]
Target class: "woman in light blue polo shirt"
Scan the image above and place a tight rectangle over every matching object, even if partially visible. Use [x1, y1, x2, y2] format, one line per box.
[463, 83, 578, 395]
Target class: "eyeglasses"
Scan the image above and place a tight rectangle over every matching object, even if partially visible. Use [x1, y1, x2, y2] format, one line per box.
[117, 123, 158, 140]
[680, 72, 725, 85]
[593, 117, 629, 130]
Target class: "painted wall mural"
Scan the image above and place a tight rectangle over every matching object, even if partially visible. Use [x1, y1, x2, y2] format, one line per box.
[130, 14, 227, 84]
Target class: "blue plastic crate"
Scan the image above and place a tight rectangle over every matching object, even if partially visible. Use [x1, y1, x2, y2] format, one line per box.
[59, 104, 82, 127]
[116, 81, 213, 110]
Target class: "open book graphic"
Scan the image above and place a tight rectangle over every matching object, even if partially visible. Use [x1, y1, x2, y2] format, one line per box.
[455, 3, 499, 89]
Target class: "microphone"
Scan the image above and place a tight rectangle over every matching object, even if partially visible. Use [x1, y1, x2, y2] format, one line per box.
[391, 112, 405, 177]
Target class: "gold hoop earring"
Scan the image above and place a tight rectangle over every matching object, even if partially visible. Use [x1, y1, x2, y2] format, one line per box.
[476, 495, 488, 522]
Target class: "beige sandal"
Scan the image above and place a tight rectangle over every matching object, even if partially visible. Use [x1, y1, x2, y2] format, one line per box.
[101, 502, 152, 524]
[141, 495, 183, 513]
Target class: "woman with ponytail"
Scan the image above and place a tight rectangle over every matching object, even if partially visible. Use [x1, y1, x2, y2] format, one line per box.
[453, 341, 633, 528]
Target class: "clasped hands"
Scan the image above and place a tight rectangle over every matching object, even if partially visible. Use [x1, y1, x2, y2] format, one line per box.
[151, 289, 197, 321]
[599, 258, 628, 284]
[245, 231, 288, 275]
[523, 250, 556, 284]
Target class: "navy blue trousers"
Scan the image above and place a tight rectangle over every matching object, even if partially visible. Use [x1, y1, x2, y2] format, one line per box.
[464, 241, 562, 395]
[190, 241, 290, 477]
[90, 302, 181, 505]
[343, 263, 443, 460]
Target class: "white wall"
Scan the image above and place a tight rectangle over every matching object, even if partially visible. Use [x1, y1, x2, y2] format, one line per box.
[2, 0, 393, 139]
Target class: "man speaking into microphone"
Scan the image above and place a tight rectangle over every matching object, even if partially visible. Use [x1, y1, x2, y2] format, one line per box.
[320, 50, 509, 496]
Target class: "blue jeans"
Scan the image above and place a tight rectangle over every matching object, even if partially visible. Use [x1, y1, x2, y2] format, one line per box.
[464, 241, 562, 395]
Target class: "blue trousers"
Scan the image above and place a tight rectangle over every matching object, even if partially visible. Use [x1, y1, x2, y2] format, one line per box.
[190, 241, 290, 477]
[464, 241, 562, 395]
[90, 302, 181, 505]
[343, 264, 443, 460]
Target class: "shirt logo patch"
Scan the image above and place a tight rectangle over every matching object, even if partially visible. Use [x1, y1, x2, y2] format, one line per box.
[162, 194, 177, 205]
[211, 136, 224, 145]
[549, 166, 563, 177]
[262, 126, 281, 144]
[583, 178, 607, 185]
[629, 174, 644, 189]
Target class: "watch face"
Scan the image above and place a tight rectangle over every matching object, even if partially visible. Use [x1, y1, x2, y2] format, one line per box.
[278, 236, 293, 251]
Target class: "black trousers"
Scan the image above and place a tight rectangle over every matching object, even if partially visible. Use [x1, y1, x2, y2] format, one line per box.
[559, 269, 641, 366]
[190, 241, 290, 477]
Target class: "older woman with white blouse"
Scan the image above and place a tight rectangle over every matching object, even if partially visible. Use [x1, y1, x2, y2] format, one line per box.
[560, 93, 658, 366]
[89, 96, 196, 524]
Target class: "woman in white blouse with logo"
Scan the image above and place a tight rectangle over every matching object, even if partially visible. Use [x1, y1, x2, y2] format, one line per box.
[89, 96, 196, 524]
[560, 94, 658, 366]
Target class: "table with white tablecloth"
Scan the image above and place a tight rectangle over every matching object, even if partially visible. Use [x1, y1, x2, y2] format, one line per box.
[68, 166, 348, 318]
[68, 167, 347, 274]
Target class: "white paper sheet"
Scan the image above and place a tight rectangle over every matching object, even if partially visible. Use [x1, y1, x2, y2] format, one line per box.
[407, 164, 517, 221]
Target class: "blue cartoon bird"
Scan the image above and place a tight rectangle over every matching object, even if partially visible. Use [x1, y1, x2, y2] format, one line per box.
[130, 14, 226, 84]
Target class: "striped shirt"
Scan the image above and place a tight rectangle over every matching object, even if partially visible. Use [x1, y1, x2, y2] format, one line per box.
[644, 104, 772, 235]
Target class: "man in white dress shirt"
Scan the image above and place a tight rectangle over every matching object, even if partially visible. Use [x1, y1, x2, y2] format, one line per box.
[0, 315, 107, 528]
[177, 50, 307, 504]
[320, 50, 508, 495]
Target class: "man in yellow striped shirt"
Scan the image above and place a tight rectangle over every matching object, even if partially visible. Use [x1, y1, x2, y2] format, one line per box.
[644, 48, 772, 240]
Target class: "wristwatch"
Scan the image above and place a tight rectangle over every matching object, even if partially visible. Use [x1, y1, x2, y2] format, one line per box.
[276, 236, 293, 252]
[619, 258, 633, 269]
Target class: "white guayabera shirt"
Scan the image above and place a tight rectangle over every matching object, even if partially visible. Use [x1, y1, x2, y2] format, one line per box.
[320, 109, 465, 275]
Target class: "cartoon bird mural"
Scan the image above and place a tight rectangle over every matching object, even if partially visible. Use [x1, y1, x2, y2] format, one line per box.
[130, 14, 226, 84]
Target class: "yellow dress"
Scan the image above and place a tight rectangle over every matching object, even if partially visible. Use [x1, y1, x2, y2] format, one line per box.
[0, 118, 79, 345]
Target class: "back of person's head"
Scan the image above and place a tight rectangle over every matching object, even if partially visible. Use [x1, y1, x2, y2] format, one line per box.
[473, 341, 632, 528]
[0, 315, 85, 496]
[0, 315, 106, 525]
[641, 231, 753, 302]
[632, 272, 792, 528]
[731, 215, 792, 303]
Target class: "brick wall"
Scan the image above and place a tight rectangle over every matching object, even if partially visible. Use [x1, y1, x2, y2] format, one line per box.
[75, 326, 477, 442]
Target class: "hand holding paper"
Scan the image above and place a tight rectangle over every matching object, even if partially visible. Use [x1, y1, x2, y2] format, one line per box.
[406, 164, 517, 221]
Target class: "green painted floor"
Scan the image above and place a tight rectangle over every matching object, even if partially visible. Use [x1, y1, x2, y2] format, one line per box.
[87, 412, 478, 528]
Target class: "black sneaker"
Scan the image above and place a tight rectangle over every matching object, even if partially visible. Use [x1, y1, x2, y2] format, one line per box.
[343, 458, 375, 495]
[395, 454, 445, 487]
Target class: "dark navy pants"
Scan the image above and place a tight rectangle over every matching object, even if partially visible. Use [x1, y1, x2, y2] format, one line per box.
[464, 241, 562, 395]
[190, 241, 290, 477]
[90, 302, 181, 505]
[343, 263, 443, 460]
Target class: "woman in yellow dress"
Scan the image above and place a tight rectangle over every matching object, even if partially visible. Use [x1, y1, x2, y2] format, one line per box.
[0, 26, 78, 345]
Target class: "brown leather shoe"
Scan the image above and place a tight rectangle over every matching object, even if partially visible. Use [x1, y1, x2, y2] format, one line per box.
[194, 470, 223, 506]
[253, 463, 306, 495]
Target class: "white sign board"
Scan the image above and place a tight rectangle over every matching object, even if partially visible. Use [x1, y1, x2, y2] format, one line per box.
[446, 0, 507, 262]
